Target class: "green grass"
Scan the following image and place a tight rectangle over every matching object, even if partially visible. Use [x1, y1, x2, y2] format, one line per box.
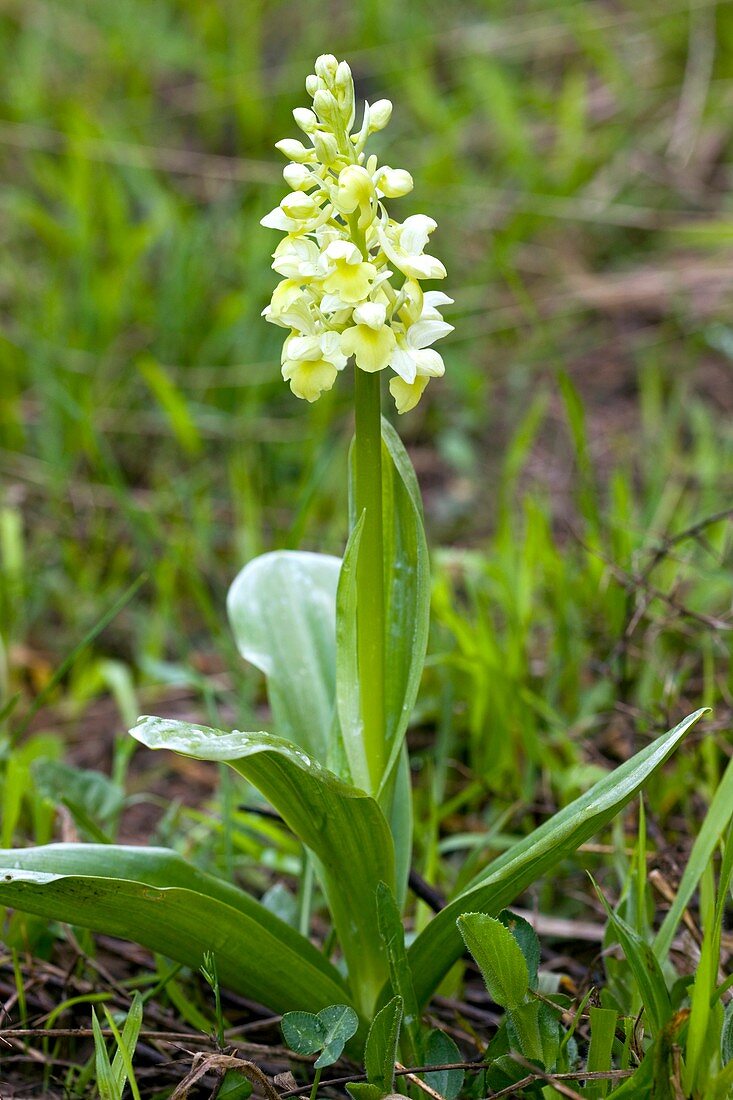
[0, 1, 732, 1095]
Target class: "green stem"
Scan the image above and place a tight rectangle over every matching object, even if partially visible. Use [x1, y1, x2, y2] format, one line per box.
[309, 1066, 323, 1100]
[353, 367, 385, 792]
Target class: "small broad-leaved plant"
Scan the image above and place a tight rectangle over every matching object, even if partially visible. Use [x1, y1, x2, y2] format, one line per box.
[281, 1002, 360, 1100]
[459, 910, 564, 1094]
[0, 53, 706, 1060]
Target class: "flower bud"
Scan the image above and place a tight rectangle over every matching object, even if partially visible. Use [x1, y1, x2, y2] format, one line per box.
[379, 167, 413, 198]
[293, 107, 317, 134]
[280, 191, 319, 219]
[368, 99, 393, 132]
[283, 163, 312, 190]
[313, 89, 339, 126]
[335, 60, 352, 94]
[275, 138, 314, 163]
[305, 74, 320, 97]
[334, 61, 355, 123]
[313, 130, 340, 166]
[314, 54, 338, 84]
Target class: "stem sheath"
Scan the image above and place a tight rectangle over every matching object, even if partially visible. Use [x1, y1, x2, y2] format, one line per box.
[353, 367, 385, 792]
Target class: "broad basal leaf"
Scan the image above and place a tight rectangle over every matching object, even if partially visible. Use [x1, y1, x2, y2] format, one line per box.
[227, 550, 341, 767]
[0, 844, 347, 1015]
[131, 717, 395, 1017]
[405, 709, 706, 1008]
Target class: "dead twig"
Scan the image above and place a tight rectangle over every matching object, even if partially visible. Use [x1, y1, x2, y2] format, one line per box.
[169, 1053, 281, 1100]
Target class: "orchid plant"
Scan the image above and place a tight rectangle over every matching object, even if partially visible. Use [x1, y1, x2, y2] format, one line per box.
[0, 55, 705, 1054]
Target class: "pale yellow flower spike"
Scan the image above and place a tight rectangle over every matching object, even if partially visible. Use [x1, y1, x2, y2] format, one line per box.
[261, 54, 452, 412]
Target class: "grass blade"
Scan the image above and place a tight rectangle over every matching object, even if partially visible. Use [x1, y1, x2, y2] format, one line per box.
[653, 752, 733, 961]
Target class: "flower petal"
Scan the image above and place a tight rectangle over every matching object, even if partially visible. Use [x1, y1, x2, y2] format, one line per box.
[389, 374, 430, 414]
[341, 324, 396, 373]
[423, 291, 454, 309]
[407, 319, 453, 349]
[411, 348, 445, 377]
[399, 254, 447, 281]
[400, 214, 437, 256]
[389, 344, 418, 384]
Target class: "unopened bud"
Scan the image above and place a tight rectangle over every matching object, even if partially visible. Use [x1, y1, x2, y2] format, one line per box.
[313, 89, 339, 126]
[379, 167, 413, 198]
[293, 107, 317, 134]
[334, 61, 355, 129]
[335, 60, 352, 91]
[275, 138, 314, 163]
[313, 130, 340, 166]
[280, 191, 318, 219]
[283, 163, 312, 190]
[368, 99, 393, 132]
[305, 74, 320, 97]
[314, 54, 338, 84]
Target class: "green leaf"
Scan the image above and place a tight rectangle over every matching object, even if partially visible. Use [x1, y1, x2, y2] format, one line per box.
[131, 716, 395, 1017]
[458, 913, 529, 1010]
[336, 512, 366, 790]
[346, 1085, 383, 1100]
[110, 992, 144, 1096]
[92, 1008, 122, 1100]
[722, 1001, 733, 1065]
[376, 881, 419, 1058]
[33, 759, 124, 824]
[32, 758, 124, 841]
[422, 1028, 464, 1100]
[282, 1010, 327, 1055]
[606, 1012, 686, 1098]
[654, 753, 733, 962]
[218, 1074, 253, 1100]
[709, 1061, 733, 1100]
[136, 356, 202, 456]
[485, 1048, 544, 1098]
[363, 996, 403, 1095]
[498, 910, 540, 991]
[227, 550, 341, 767]
[683, 857, 726, 1095]
[405, 710, 706, 1008]
[101, 1003, 142, 1100]
[594, 880, 672, 1036]
[536, 1001, 561, 1070]
[0, 843, 348, 1016]
[388, 744, 413, 909]
[282, 1005, 359, 1069]
[585, 1006, 618, 1099]
[315, 1005, 360, 1068]
[506, 999, 559, 1069]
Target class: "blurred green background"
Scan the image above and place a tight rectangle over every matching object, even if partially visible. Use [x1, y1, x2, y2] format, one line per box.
[0, 0, 731, 782]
